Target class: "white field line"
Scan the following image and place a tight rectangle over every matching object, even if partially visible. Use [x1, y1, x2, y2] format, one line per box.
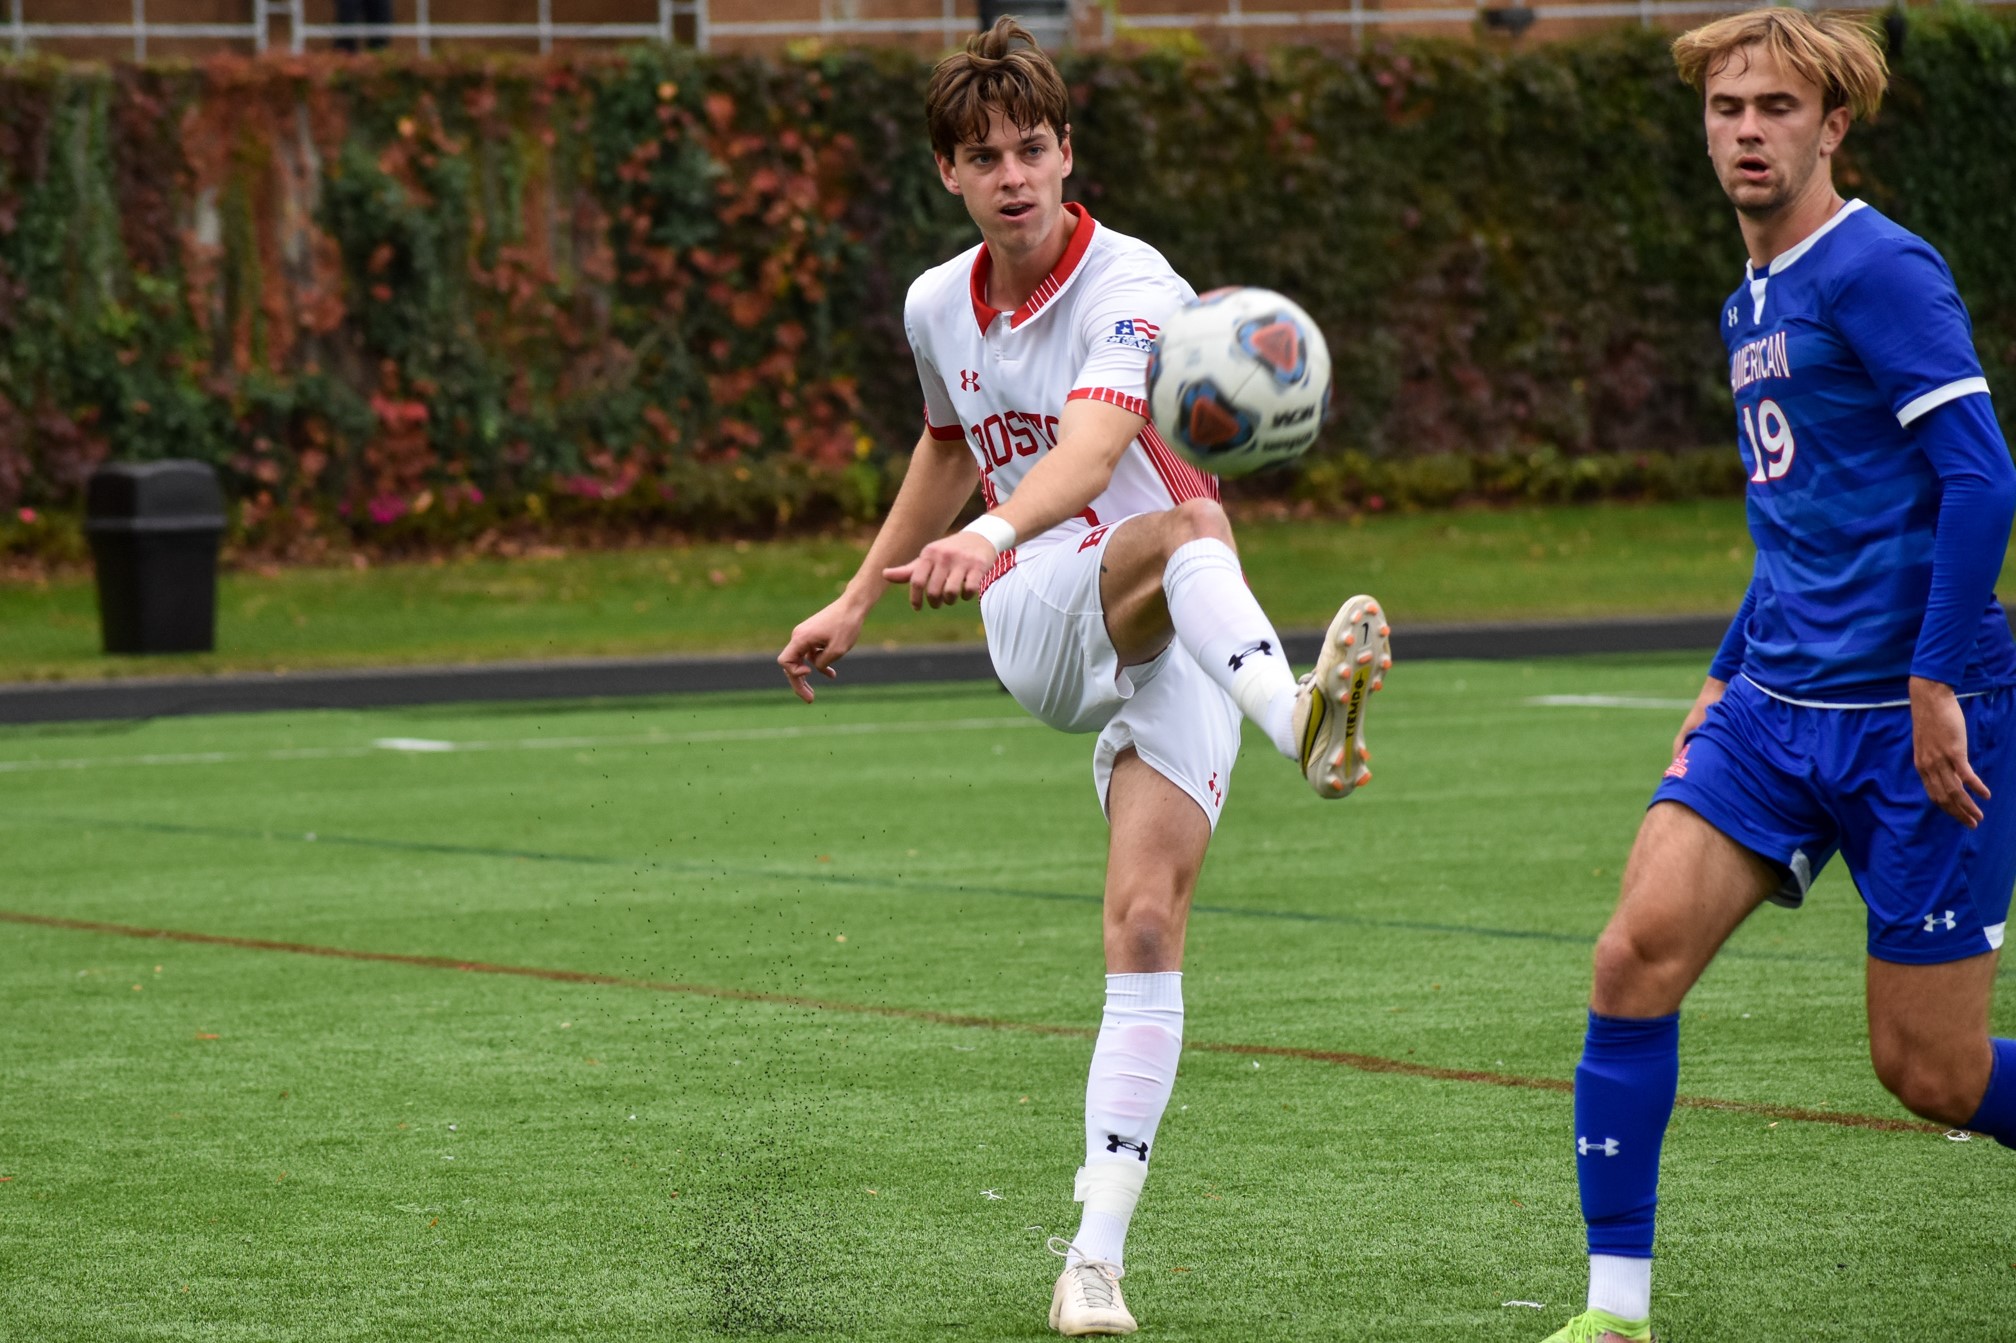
[1525, 695, 1697, 710]
[0, 716, 1038, 775]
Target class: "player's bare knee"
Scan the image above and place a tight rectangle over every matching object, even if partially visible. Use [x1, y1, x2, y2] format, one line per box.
[1108, 899, 1184, 967]
[1591, 923, 1655, 993]
[1589, 922, 1693, 1016]
[1165, 497, 1233, 549]
[1873, 1052, 1978, 1126]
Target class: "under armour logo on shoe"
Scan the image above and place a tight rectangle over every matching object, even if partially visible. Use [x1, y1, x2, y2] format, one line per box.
[1578, 1136, 1620, 1157]
[1925, 910, 1958, 933]
[1105, 1135, 1149, 1162]
[1227, 639, 1274, 672]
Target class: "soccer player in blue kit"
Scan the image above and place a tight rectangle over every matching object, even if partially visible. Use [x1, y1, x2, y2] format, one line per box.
[1541, 11, 2016, 1343]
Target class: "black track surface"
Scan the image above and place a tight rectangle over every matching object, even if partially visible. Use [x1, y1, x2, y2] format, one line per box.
[0, 614, 1735, 724]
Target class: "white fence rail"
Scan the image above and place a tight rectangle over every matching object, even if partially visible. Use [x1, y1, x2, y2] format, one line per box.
[4, 0, 2007, 59]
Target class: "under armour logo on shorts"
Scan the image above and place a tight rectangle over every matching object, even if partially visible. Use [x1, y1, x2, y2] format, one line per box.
[1924, 910, 1958, 933]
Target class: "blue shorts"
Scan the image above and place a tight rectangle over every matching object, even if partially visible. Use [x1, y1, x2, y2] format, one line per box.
[1651, 676, 2016, 965]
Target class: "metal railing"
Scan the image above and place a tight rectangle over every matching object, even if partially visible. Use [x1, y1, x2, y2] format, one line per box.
[3, 0, 702, 56]
[5, 0, 2008, 59]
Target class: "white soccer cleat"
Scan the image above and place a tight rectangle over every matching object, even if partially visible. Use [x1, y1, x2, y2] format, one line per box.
[1047, 1239, 1137, 1336]
[1291, 593, 1391, 799]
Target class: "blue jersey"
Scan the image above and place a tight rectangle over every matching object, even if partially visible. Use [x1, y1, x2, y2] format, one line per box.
[1716, 200, 2016, 702]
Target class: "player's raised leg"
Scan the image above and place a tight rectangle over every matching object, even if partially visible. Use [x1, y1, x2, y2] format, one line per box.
[1866, 953, 2006, 1128]
[1544, 801, 1778, 1343]
[1050, 748, 1207, 1336]
[1097, 500, 1391, 799]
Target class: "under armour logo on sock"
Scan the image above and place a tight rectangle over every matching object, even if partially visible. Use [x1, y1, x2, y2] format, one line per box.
[1578, 1136, 1620, 1157]
[1925, 910, 1958, 933]
[1227, 639, 1274, 672]
[1105, 1135, 1149, 1161]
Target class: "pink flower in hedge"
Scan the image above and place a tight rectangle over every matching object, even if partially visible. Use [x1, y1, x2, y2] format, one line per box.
[464, 485, 484, 506]
[367, 495, 409, 525]
[16, 507, 35, 524]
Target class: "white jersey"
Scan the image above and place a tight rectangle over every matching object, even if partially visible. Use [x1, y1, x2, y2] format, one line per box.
[902, 204, 1218, 592]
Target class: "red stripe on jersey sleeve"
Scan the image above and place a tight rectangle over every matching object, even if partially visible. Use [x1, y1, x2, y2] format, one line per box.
[1140, 424, 1220, 505]
[1067, 386, 1150, 417]
[922, 403, 966, 441]
[977, 547, 1017, 596]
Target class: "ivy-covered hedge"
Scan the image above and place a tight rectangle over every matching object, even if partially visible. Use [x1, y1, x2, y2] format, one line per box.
[0, 8, 2010, 556]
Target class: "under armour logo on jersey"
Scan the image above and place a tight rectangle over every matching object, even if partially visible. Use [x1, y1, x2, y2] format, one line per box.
[1727, 306, 1739, 328]
[960, 369, 981, 391]
[1227, 639, 1274, 672]
[1578, 1136, 1620, 1157]
[1925, 910, 1958, 933]
[1105, 1135, 1150, 1162]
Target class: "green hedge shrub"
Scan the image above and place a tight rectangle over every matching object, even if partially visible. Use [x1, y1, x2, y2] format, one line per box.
[0, 8, 2009, 555]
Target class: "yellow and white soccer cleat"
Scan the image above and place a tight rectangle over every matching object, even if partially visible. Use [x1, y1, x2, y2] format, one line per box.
[1046, 1237, 1137, 1337]
[1291, 593, 1391, 799]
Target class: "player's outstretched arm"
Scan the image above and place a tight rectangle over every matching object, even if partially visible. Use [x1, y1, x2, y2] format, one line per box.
[1905, 396, 2015, 825]
[1675, 568, 1755, 757]
[778, 432, 978, 702]
[886, 397, 1145, 611]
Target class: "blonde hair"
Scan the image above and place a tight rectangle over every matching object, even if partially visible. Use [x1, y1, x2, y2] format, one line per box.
[1672, 7, 1889, 120]
[924, 18, 1070, 161]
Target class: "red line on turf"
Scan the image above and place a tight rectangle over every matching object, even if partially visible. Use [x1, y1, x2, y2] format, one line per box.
[1, 909, 1946, 1136]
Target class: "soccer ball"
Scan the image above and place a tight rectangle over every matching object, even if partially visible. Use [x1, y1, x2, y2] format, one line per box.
[1146, 287, 1332, 478]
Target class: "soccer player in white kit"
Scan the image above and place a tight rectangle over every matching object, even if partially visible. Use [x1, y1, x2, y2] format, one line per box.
[776, 20, 1391, 1335]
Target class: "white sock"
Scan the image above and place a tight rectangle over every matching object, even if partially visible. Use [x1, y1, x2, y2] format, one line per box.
[1588, 1253, 1651, 1321]
[1071, 971, 1184, 1270]
[1162, 539, 1297, 758]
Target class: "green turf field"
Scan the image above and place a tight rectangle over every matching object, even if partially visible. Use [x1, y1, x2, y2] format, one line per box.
[3, 657, 2010, 1340]
[0, 501, 1766, 681]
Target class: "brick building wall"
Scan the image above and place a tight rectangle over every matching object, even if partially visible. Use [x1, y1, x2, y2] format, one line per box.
[7, 0, 1988, 59]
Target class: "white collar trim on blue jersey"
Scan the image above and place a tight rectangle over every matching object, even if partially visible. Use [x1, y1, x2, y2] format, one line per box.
[1744, 198, 1868, 284]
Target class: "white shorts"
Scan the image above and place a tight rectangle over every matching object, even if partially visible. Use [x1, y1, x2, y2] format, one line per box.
[978, 522, 1244, 829]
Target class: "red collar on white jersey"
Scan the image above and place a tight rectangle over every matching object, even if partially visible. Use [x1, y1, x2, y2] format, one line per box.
[968, 202, 1098, 335]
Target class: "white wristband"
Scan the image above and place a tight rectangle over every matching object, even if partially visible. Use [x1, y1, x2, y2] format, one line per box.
[961, 513, 1018, 558]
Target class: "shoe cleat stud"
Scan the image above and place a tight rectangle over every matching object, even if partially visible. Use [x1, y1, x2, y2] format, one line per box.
[1341, 632, 1355, 647]
[1331, 747, 1348, 768]
[1356, 649, 1374, 665]
[1358, 746, 1371, 762]
[1365, 601, 1380, 615]
[1379, 656, 1393, 670]
[1377, 624, 1391, 637]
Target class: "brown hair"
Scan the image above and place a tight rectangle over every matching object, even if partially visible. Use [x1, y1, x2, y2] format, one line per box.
[1672, 7, 1888, 120]
[924, 17, 1070, 161]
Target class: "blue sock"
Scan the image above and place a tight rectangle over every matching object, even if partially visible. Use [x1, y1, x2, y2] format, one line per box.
[1965, 1037, 2016, 1149]
[1575, 1010, 1680, 1258]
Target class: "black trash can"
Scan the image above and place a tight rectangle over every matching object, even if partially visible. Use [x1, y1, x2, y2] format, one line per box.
[85, 460, 227, 655]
